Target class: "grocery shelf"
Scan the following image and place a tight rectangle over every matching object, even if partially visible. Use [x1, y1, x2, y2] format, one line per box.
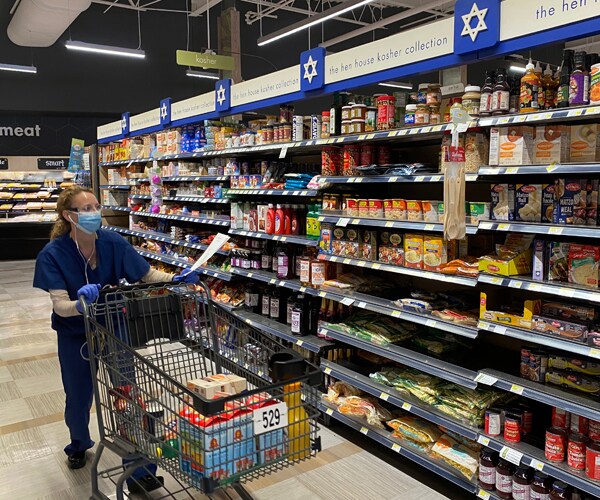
[480, 432, 600, 498]
[228, 229, 319, 246]
[135, 248, 232, 281]
[318, 214, 478, 234]
[98, 157, 153, 167]
[476, 368, 600, 423]
[318, 254, 477, 287]
[130, 210, 231, 227]
[102, 205, 131, 212]
[231, 309, 333, 353]
[478, 163, 600, 176]
[318, 174, 475, 185]
[477, 320, 600, 359]
[163, 196, 230, 204]
[318, 401, 479, 495]
[321, 360, 479, 440]
[228, 188, 320, 197]
[478, 273, 600, 304]
[318, 324, 478, 389]
[478, 220, 600, 239]
[103, 225, 231, 255]
[99, 184, 132, 190]
[478, 105, 600, 127]
[161, 176, 231, 182]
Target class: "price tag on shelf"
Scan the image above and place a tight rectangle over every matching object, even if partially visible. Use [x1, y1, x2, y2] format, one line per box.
[528, 283, 543, 292]
[526, 114, 539, 121]
[568, 108, 585, 117]
[354, 177, 363, 183]
[415, 176, 424, 182]
[338, 218, 350, 227]
[360, 426, 369, 435]
[548, 226, 563, 235]
[357, 261, 366, 267]
[279, 146, 288, 159]
[357, 301, 367, 309]
[588, 348, 600, 359]
[529, 459, 545, 471]
[372, 263, 381, 270]
[497, 223, 510, 231]
[358, 135, 366, 141]
[341, 297, 355, 306]
[475, 373, 498, 386]
[477, 435, 490, 446]
[279, 281, 286, 287]
[366, 133, 376, 140]
[513, 115, 527, 123]
[343, 258, 351, 265]
[352, 219, 360, 225]
[389, 176, 398, 183]
[398, 129, 408, 136]
[498, 117, 510, 124]
[401, 402, 412, 411]
[325, 408, 334, 416]
[562, 288, 576, 298]
[317, 216, 325, 223]
[296, 339, 304, 347]
[509, 280, 523, 289]
[477, 489, 491, 500]
[489, 277, 503, 285]
[391, 310, 401, 318]
[500, 446, 524, 466]
[380, 392, 390, 401]
[391, 443, 402, 453]
[432, 125, 443, 132]
[510, 384, 524, 395]
[426, 319, 437, 328]
[299, 287, 307, 293]
[495, 325, 507, 335]
[586, 106, 600, 115]
[478, 320, 491, 330]
[479, 221, 493, 230]
[386, 221, 395, 227]
[505, 167, 519, 174]
[319, 291, 326, 297]
[424, 224, 435, 231]
[270, 279, 276, 284]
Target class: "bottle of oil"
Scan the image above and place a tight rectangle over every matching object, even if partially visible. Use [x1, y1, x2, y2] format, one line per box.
[520, 59, 541, 113]
[557, 49, 575, 108]
[541, 64, 557, 110]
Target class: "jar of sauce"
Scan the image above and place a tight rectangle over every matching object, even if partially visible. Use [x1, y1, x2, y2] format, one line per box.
[496, 458, 515, 499]
[444, 97, 462, 122]
[417, 83, 429, 104]
[429, 105, 441, 124]
[462, 85, 481, 117]
[405, 104, 417, 125]
[479, 447, 498, 491]
[512, 465, 532, 500]
[415, 104, 430, 125]
[426, 83, 442, 106]
[531, 471, 551, 500]
[550, 481, 572, 499]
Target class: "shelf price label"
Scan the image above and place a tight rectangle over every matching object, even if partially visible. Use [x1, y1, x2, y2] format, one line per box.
[391, 443, 402, 453]
[497, 223, 510, 231]
[509, 280, 523, 289]
[424, 224, 435, 231]
[360, 426, 369, 435]
[477, 435, 490, 446]
[528, 283, 543, 292]
[338, 218, 350, 227]
[325, 408, 334, 416]
[401, 402, 412, 411]
[296, 339, 304, 347]
[505, 167, 519, 174]
[529, 459, 545, 471]
[548, 226, 563, 235]
[510, 384, 524, 395]
[253, 401, 288, 436]
[475, 373, 498, 386]
[477, 489, 491, 500]
[588, 348, 600, 359]
[391, 310, 402, 318]
[341, 297, 355, 306]
[500, 446, 524, 466]
[380, 392, 390, 401]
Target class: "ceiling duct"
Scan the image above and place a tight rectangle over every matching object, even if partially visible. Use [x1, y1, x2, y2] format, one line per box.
[8, 0, 92, 47]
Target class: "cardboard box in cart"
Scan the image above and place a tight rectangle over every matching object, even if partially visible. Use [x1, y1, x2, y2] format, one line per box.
[246, 394, 286, 465]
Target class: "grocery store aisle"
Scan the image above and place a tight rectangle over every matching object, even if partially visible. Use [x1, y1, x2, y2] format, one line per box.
[0, 261, 449, 500]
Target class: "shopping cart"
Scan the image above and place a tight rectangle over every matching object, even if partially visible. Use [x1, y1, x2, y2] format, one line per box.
[80, 281, 322, 500]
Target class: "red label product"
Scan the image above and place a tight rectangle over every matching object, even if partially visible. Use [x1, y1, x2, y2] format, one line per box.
[551, 407, 570, 429]
[586, 442, 600, 480]
[545, 426, 567, 462]
[567, 433, 587, 470]
[504, 413, 522, 443]
[570, 414, 589, 435]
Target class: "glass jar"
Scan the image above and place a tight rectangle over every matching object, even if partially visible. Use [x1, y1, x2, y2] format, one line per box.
[512, 465, 532, 500]
[405, 104, 417, 125]
[341, 120, 351, 135]
[479, 447, 498, 491]
[365, 107, 377, 132]
[415, 104, 430, 125]
[417, 83, 429, 104]
[429, 105, 441, 124]
[321, 111, 331, 138]
[496, 458, 515, 499]
[550, 481, 572, 499]
[282, 123, 292, 142]
[462, 85, 482, 117]
[426, 83, 442, 106]
[531, 471, 551, 500]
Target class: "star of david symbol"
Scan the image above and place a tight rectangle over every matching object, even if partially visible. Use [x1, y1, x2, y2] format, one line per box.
[461, 2, 488, 42]
[217, 85, 227, 106]
[303, 55, 318, 84]
[121, 117, 127, 130]
[160, 103, 168, 120]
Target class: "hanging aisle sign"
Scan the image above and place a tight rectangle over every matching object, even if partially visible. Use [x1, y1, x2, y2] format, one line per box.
[171, 92, 216, 121]
[231, 66, 300, 107]
[130, 108, 160, 133]
[97, 120, 122, 140]
[176, 50, 234, 71]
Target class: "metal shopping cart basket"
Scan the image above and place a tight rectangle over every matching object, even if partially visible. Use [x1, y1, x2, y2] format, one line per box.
[81, 281, 322, 500]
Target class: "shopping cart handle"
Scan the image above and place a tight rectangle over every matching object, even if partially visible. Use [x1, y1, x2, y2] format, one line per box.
[97, 281, 183, 296]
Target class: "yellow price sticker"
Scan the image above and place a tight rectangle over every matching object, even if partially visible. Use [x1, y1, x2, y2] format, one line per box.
[548, 226, 563, 235]
[401, 402, 412, 411]
[326, 408, 333, 416]
[510, 384, 524, 395]
[324, 367, 332, 375]
[589, 348, 600, 359]
[380, 392, 390, 401]
[477, 489, 491, 500]
[505, 167, 519, 174]
[391, 443, 401, 452]
[372, 263, 381, 270]
[392, 311, 401, 318]
[386, 221, 395, 227]
[299, 286, 307, 292]
[497, 223, 510, 231]
[296, 340, 304, 347]
[319, 291, 326, 297]
[360, 427, 369, 435]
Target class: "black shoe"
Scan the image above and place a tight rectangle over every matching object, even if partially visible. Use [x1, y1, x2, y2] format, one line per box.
[128, 475, 164, 494]
[68, 451, 87, 469]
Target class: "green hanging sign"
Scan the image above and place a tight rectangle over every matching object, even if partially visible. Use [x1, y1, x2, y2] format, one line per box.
[176, 50, 234, 70]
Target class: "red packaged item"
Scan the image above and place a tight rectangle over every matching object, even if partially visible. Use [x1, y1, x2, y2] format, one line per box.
[570, 414, 589, 435]
[504, 413, 521, 443]
[586, 442, 600, 480]
[589, 419, 600, 441]
[552, 407, 570, 429]
[545, 427, 567, 462]
[568, 433, 587, 470]
[360, 145, 375, 166]
[485, 409, 501, 436]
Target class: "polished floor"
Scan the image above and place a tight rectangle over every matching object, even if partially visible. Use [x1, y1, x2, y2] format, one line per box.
[0, 260, 449, 499]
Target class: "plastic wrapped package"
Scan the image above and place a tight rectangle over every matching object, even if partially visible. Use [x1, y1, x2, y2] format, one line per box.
[387, 414, 442, 443]
[324, 381, 361, 404]
[391, 432, 434, 453]
[431, 434, 479, 480]
[336, 396, 392, 428]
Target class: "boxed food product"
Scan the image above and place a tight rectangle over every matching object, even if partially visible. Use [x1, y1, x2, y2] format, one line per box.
[586, 179, 599, 225]
[423, 235, 448, 272]
[464, 131, 489, 173]
[542, 183, 555, 223]
[404, 234, 424, 269]
[568, 244, 600, 287]
[570, 124, 600, 162]
[491, 184, 515, 221]
[489, 126, 535, 166]
[533, 125, 570, 164]
[553, 178, 585, 225]
[531, 315, 588, 343]
[548, 356, 600, 376]
[478, 248, 532, 276]
[422, 201, 440, 222]
[469, 202, 491, 225]
[406, 200, 423, 221]
[257, 205, 268, 232]
[547, 242, 570, 281]
[532, 239, 545, 281]
[479, 292, 541, 329]
[359, 230, 378, 261]
[320, 223, 333, 254]
[245, 394, 285, 465]
[345, 228, 360, 258]
[515, 184, 542, 222]
[187, 378, 231, 400]
[520, 347, 548, 383]
[332, 227, 346, 256]
[541, 301, 596, 322]
[546, 370, 600, 399]
[378, 232, 403, 266]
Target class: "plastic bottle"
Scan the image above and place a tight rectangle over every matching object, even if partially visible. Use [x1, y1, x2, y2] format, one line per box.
[291, 204, 300, 235]
[569, 51, 590, 106]
[557, 49, 575, 108]
[282, 381, 310, 460]
[265, 203, 275, 234]
[291, 295, 305, 335]
[480, 70, 495, 116]
[492, 69, 511, 115]
[542, 64, 557, 110]
[534, 60, 543, 81]
[330, 92, 341, 137]
[274, 204, 285, 235]
[283, 204, 292, 235]
[276, 246, 289, 279]
[520, 59, 541, 113]
[509, 75, 521, 114]
[306, 205, 316, 239]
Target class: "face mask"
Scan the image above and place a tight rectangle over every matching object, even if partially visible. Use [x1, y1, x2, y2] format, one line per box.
[70, 211, 102, 234]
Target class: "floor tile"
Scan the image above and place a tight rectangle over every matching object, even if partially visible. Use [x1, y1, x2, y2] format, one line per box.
[0, 380, 23, 402]
[0, 398, 34, 427]
[15, 373, 64, 397]
[25, 389, 66, 419]
[0, 366, 13, 383]
[7, 357, 61, 379]
[0, 427, 53, 466]
[0, 342, 58, 362]
[0, 454, 71, 499]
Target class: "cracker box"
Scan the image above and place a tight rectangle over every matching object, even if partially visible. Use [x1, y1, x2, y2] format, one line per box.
[345, 228, 360, 259]
[570, 124, 600, 162]
[223, 403, 256, 474]
[187, 378, 231, 400]
[568, 244, 600, 288]
[553, 179, 586, 225]
[423, 235, 448, 272]
[404, 234, 424, 269]
[359, 230, 378, 261]
[533, 125, 570, 164]
[331, 227, 346, 256]
[480, 292, 541, 330]
[245, 395, 286, 465]
[489, 126, 535, 166]
[542, 183, 555, 223]
[491, 184, 515, 221]
[532, 315, 588, 343]
[378, 232, 403, 266]
[515, 184, 542, 222]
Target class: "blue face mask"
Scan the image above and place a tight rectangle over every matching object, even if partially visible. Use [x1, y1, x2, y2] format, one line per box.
[71, 211, 102, 234]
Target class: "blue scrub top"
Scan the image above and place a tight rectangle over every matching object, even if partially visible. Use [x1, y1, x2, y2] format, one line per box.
[33, 229, 150, 335]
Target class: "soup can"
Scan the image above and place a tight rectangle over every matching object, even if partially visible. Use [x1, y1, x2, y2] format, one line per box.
[586, 442, 600, 480]
[545, 427, 567, 462]
[568, 433, 587, 470]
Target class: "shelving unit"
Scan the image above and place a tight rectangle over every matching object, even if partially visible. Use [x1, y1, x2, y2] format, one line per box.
[134, 248, 232, 281]
[478, 221, 600, 239]
[229, 229, 319, 246]
[130, 211, 231, 226]
[228, 188, 320, 197]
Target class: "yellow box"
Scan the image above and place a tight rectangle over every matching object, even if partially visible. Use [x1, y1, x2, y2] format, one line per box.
[478, 248, 532, 276]
[423, 235, 448, 272]
[479, 292, 541, 330]
[403, 234, 423, 269]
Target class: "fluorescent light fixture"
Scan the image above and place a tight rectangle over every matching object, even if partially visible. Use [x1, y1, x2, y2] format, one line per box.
[0, 63, 37, 74]
[379, 81, 413, 90]
[257, 0, 376, 46]
[65, 40, 145, 59]
[186, 69, 219, 80]
[509, 65, 527, 74]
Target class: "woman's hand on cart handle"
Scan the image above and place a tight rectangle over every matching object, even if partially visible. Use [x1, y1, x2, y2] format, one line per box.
[173, 268, 200, 284]
[75, 284, 101, 314]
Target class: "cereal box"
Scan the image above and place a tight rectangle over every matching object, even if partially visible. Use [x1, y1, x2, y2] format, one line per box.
[491, 184, 515, 221]
[542, 184, 555, 223]
[553, 179, 585, 225]
[533, 125, 570, 164]
[403, 234, 423, 269]
[515, 184, 542, 222]
[359, 230, 378, 261]
[570, 124, 600, 162]
[378, 232, 403, 266]
[489, 126, 535, 166]
[568, 244, 600, 288]
[423, 235, 448, 272]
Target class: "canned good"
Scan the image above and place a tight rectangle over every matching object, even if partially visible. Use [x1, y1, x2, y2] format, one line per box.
[342, 145, 361, 176]
[504, 412, 522, 443]
[545, 427, 567, 462]
[586, 442, 600, 480]
[368, 199, 384, 218]
[378, 146, 391, 165]
[568, 433, 587, 470]
[589, 420, 600, 441]
[485, 409, 501, 436]
[292, 115, 304, 141]
[570, 414, 589, 435]
[358, 199, 369, 217]
[346, 198, 359, 217]
[376, 95, 395, 130]
[552, 407, 570, 429]
[360, 145, 375, 166]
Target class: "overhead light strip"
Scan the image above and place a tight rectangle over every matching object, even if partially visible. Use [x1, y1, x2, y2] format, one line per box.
[509, 65, 527, 73]
[0, 63, 36, 74]
[65, 40, 145, 59]
[186, 70, 220, 80]
[379, 82, 413, 90]
[257, 0, 377, 46]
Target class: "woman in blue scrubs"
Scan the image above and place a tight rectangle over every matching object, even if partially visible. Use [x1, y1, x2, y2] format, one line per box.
[33, 186, 198, 494]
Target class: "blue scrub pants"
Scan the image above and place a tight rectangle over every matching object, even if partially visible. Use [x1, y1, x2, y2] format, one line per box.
[57, 332, 157, 483]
